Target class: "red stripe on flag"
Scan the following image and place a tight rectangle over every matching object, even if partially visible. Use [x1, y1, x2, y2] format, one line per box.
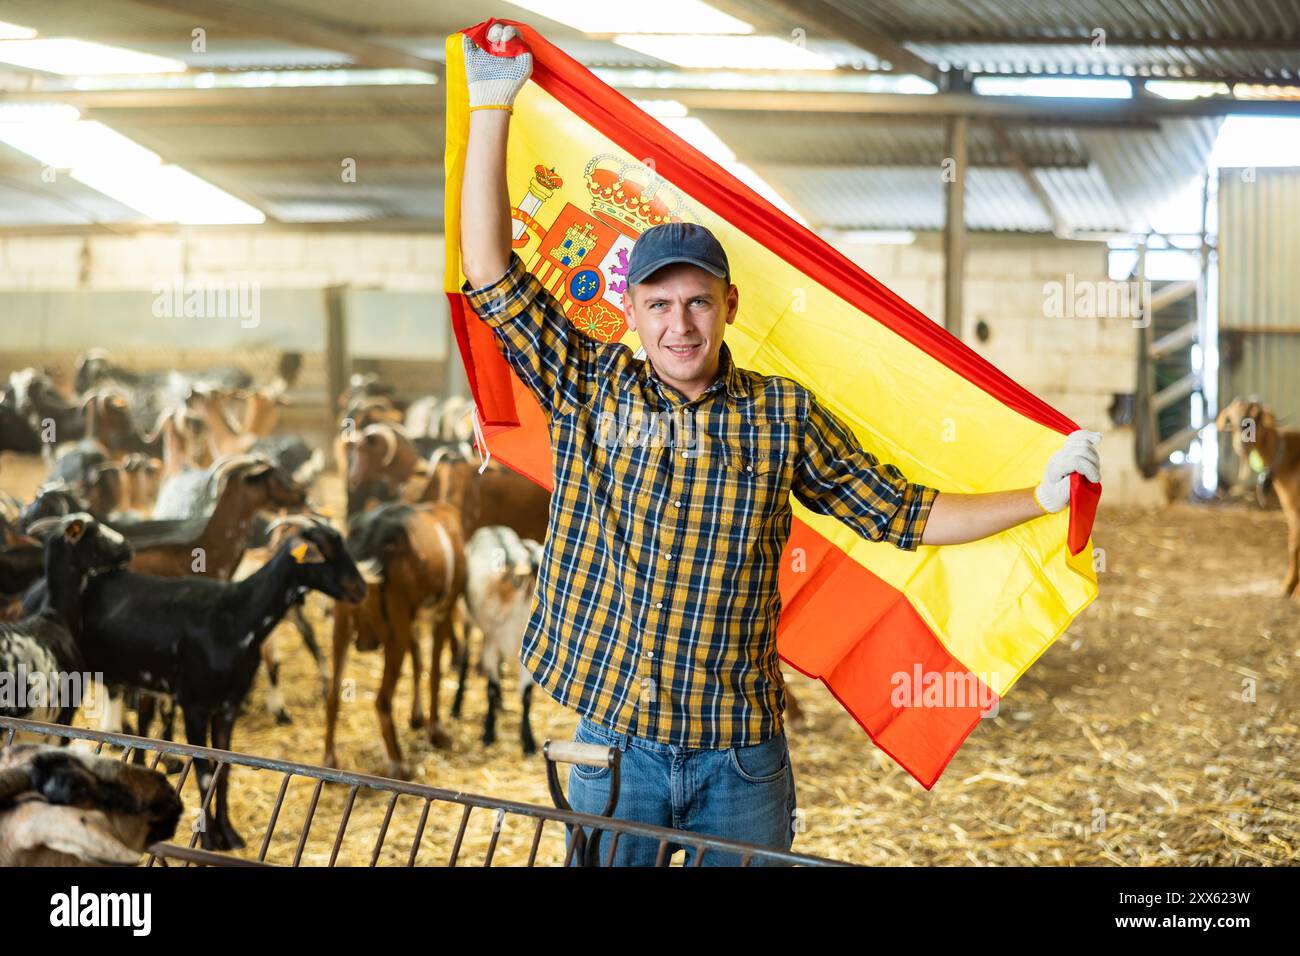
[778, 520, 989, 790]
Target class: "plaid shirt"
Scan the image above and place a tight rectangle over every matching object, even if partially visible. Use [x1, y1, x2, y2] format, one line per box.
[463, 251, 938, 748]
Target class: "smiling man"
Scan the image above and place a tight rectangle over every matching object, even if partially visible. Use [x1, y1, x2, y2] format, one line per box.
[457, 21, 1101, 866]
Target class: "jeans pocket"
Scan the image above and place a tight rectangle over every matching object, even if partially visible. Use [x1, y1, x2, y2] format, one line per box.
[727, 732, 789, 784]
[572, 718, 614, 780]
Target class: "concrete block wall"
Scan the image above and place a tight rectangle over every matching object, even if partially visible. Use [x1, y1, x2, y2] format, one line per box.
[0, 228, 1157, 504]
[836, 232, 1160, 506]
[0, 231, 444, 292]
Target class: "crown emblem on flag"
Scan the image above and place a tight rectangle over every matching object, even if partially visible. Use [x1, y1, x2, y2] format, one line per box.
[583, 154, 697, 232]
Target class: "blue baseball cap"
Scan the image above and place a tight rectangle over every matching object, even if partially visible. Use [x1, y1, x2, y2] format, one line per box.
[626, 222, 731, 287]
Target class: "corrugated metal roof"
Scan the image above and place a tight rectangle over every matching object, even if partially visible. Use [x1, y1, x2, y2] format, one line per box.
[750, 164, 1066, 232]
[820, 0, 1300, 80]
[730, 113, 1220, 234]
[694, 111, 1090, 166]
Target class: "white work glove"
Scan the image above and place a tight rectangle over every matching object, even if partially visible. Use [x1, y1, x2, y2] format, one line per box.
[463, 22, 532, 111]
[1034, 429, 1102, 514]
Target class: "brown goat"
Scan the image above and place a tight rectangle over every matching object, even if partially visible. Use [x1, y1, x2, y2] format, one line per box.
[129, 456, 307, 580]
[333, 396, 403, 493]
[1217, 397, 1300, 598]
[81, 389, 139, 457]
[326, 502, 467, 778]
[0, 744, 181, 866]
[121, 453, 163, 514]
[420, 450, 550, 543]
[187, 388, 256, 460]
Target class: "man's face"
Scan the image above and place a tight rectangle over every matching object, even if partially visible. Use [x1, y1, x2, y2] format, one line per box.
[622, 262, 738, 400]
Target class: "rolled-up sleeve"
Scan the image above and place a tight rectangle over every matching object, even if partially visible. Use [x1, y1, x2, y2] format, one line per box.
[461, 251, 599, 418]
[791, 388, 939, 551]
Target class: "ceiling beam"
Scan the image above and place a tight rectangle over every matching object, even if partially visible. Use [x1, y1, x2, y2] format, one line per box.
[86, 110, 436, 127]
[757, 0, 940, 83]
[125, 0, 442, 75]
[0, 219, 445, 238]
[0, 85, 438, 110]
[946, 67, 1300, 87]
[986, 122, 1069, 237]
[640, 87, 1300, 118]
[902, 33, 1300, 52]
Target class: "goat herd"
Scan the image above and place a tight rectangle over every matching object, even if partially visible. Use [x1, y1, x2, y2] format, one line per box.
[0, 350, 551, 859]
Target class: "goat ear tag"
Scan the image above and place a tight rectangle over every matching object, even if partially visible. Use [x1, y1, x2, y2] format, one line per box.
[291, 542, 310, 563]
[64, 520, 85, 542]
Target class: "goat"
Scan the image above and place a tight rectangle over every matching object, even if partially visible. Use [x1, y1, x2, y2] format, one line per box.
[6, 368, 85, 451]
[119, 453, 163, 516]
[0, 744, 181, 866]
[0, 402, 42, 455]
[23, 458, 315, 735]
[1, 514, 132, 725]
[188, 387, 323, 490]
[48, 441, 127, 518]
[73, 515, 366, 850]
[343, 422, 429, 517]
[1217, 396, 1300, 598]
[147, 454, 325, 719]
[421, 449, 550, 544]
[326, 502, 466, 779]
[452, 526, 542, 755]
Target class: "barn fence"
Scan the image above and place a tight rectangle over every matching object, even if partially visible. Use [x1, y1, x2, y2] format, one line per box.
[0, 717, 843, 868]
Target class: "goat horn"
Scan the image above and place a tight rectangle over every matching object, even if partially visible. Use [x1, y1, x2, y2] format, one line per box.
[265, 514, 321, 537]
[207, 454, 266, 494]
[362, 424, 399, 467]
[24, 516, 64, 538]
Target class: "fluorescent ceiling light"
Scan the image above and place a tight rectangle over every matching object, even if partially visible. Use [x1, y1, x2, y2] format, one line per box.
[506, 1, 751, 34]
[0, 38, 187, 74]
[614, 35, 837, 71]
[76, 164, 264, 224]
[657, 115, 807, 224]
[0, 19, 37, 39]
[1145, 80, 1231, 101]
[973, 76, 1132, 99]
[0, 111, 263, 224]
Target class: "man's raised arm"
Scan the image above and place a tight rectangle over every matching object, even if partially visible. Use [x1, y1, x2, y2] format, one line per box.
[454, 22, 600, 420]
[460, 23, 531, 288]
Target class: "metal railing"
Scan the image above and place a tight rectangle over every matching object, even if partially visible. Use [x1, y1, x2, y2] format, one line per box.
[1, 716, 844, 868]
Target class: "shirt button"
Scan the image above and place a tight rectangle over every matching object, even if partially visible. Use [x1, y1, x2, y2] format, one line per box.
[673, 499, 682, 507]
[746, 465, 753, 473]
[647, 651, 655, 659]
[664, 553, 673, 560]
[654, 601, 663, 609]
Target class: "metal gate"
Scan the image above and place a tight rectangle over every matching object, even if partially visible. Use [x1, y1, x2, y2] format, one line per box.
[1, 716, 843, 868]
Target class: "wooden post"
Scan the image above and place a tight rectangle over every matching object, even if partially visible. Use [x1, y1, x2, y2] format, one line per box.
[324, 285, 349, 422]
[944, 114, 968, 339]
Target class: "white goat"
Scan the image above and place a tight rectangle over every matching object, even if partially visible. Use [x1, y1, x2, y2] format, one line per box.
[454, 526, 542, 755]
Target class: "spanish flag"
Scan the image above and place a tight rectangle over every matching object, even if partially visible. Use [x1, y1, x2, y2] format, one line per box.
[443, 19, 1101, 789]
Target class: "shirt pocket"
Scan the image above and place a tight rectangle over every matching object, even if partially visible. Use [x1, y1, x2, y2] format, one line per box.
[710, 447, 790, 532]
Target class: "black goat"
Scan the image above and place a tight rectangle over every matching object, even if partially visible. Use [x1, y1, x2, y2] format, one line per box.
[0, 403, 41, 455]
[73, 516, 366, 850]
[0, 514, 132, 725]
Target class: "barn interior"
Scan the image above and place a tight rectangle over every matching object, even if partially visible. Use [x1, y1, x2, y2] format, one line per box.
[0, 1, 1297, 867]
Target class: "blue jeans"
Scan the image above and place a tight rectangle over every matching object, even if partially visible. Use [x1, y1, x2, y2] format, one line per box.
[564, 715, 797, 866]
